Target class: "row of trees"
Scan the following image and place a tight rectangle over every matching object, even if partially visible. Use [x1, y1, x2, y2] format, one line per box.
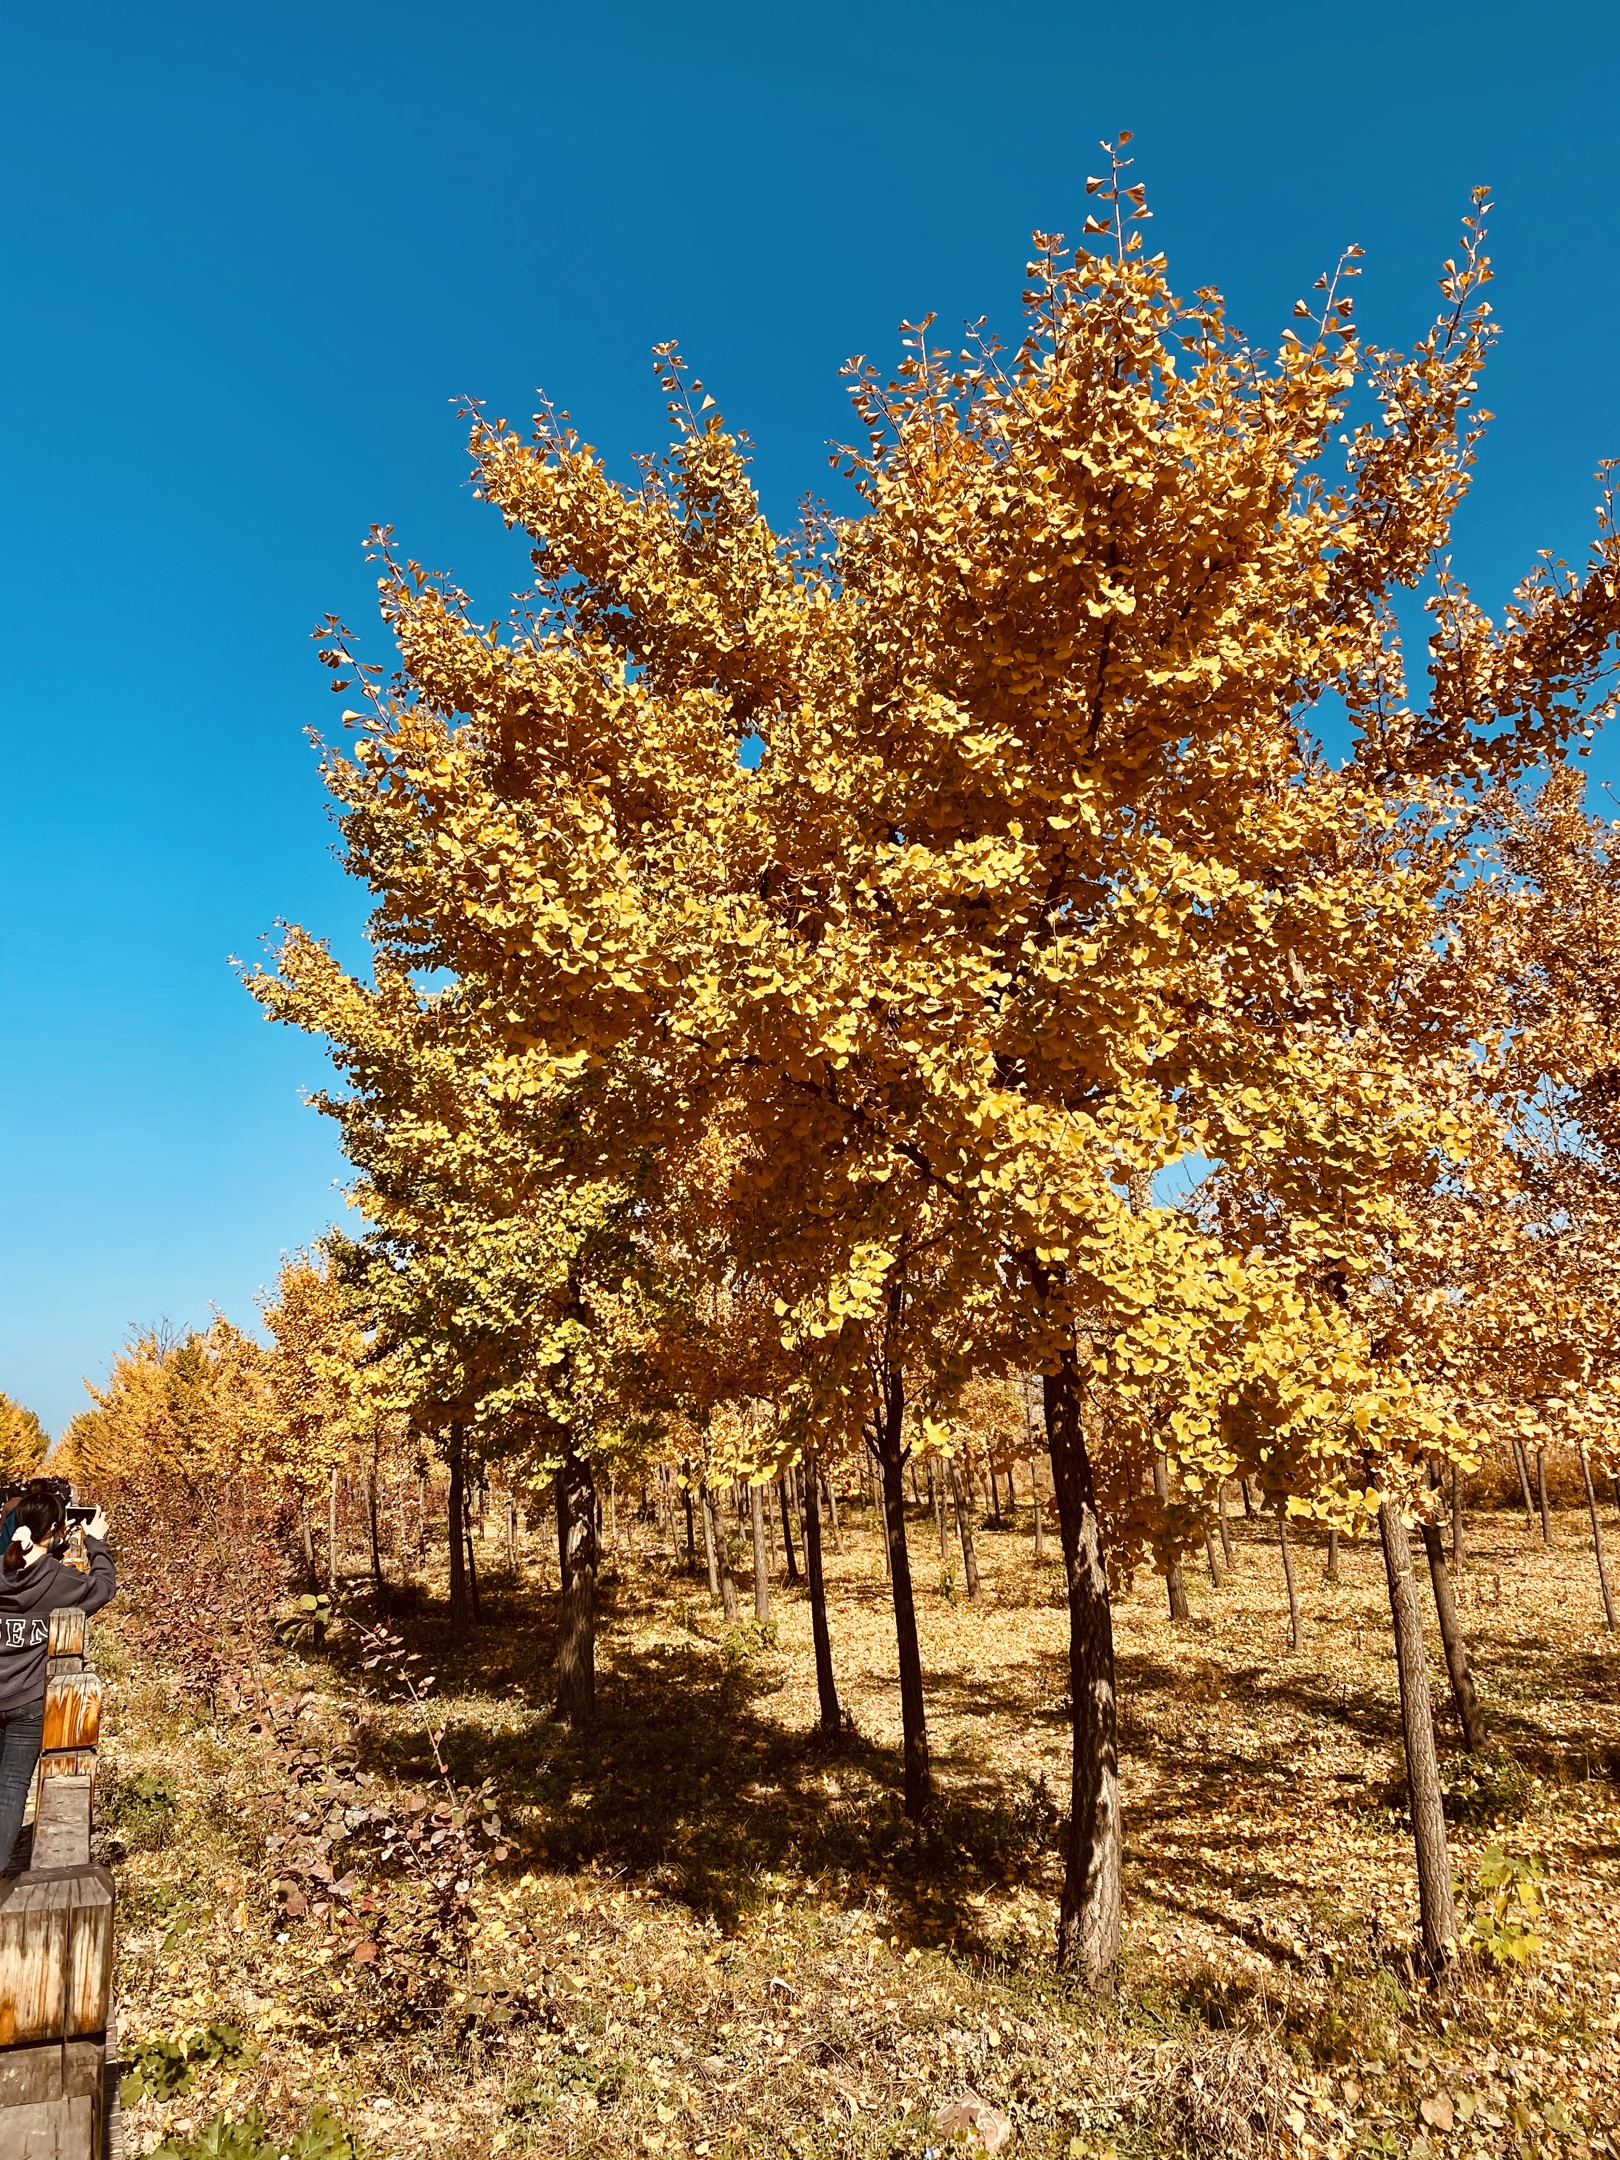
[78, 174, 1620, 1992]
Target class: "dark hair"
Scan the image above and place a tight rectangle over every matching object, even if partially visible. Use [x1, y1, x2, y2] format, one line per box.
[3, 1490, 65, 1578]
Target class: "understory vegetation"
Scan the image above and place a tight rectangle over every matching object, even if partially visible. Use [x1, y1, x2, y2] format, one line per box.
[103, 1481, 1618, 2160]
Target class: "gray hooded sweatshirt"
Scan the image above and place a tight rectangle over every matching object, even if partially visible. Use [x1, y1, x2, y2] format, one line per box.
[0, 1539, 115, 1716]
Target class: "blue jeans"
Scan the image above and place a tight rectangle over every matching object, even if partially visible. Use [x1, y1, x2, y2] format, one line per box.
[0, 1701, 44, 1875]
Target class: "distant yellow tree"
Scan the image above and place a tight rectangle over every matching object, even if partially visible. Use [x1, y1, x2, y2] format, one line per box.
[0, 1393, 48, 1481]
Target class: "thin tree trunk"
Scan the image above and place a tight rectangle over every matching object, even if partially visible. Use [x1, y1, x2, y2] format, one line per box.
[803, 1451, 841, 1732]
[1204, 1529, 1221, 1586]
[1418, 1513, 1488, 1750]
[1044, 1358, 1121, 1991]
[505, 1499, 517, 1575]
[932, 1461, 950, 1566]
[699, 1481, 721, 1597]
[1378, 1498, 1459, 1967]
[397, 1486, 410, 1587]
[873, 1374, 932, 1821]
[1510, 1438, 1537, 1533]
[1278, 1509, 1302, 1651]
[682, 1474, 697, 1571]
[555, 1441, 597, 1726]
[1611, 1471, 1620, 1526]
[446, 1427, 469, 1631]
[1451, 1463, 1466, 1568]
[1241, 1478, 1255, 1519]
[1325, 1525, 1341, 1584]
[328, 1467, 339, 1591]
[1032, 1457, 1046, 1565]
[824, 1472, 843, 1553]
[1578, 1444, 1618, 1630]
[990, 1465, 1003, 1528]
[464, 1475, 483, 1622]
[708, 1489, 739, 1620]
[1217, 1482, 1234, 1566]
[1152, 1454, 1190, 1622]
[1536, 1448, 1552, 1546]
[301, 1496, 316, 1586]
[778, 1475, 801, 1585]
[948, 1460, 980, 1599]
[750, 1483, 770, 1622]
[367, 1463, 383, 1589]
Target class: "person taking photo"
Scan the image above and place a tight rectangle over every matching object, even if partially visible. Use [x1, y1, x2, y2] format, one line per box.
[0, 1488, 115, 1875]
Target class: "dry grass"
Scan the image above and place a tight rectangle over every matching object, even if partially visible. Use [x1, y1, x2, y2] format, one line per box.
[98, 1490, 1620, 2159]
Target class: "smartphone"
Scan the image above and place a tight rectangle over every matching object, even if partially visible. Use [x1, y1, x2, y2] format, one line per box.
[65, 1505, 96, 1526]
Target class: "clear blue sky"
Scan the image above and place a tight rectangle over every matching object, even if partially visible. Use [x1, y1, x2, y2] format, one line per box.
[4, 0, 1619, 1435]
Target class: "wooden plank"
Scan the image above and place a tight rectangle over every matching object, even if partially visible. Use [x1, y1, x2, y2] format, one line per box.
[0, 2092, 96, 2157]
[0, 2040, 66, 2104]
[64, 1871, 115, 2039]
[0, 1878, 72, 2044]
[31, 1781, 92, 1874]
[46, 1613, 86, 1664]
[39, 1754, 98, 1783]
[40, 1680, 99, 1759]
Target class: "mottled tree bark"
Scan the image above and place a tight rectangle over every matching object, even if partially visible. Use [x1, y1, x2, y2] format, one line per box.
[778, 1476, 801, 1584]
[554, 1442, 597, 1727]
[1378, 1498, 1458, 1966]
[1217, 1482, 1234, 1567]
[1451, 1463, 1466, 1568]
[750, 1483, 771, 1620]
[1043, 1359, 1121, 1992]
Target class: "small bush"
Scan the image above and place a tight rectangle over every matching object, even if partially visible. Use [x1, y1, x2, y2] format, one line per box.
[148, 2106, 362, 2160]
[120, 2022, 255, 2105]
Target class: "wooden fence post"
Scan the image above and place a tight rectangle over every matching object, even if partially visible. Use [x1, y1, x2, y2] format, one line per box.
[0, 1608, 117, 2158]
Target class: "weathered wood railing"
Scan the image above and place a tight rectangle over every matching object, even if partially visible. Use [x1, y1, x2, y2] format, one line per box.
[0, 1607, 118, 2159]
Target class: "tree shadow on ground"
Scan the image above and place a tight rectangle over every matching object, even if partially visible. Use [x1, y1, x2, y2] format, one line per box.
[324, 1564, 1058, 1949]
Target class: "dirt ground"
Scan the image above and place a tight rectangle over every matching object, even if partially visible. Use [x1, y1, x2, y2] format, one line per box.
[99, 1484, 1620, 2159]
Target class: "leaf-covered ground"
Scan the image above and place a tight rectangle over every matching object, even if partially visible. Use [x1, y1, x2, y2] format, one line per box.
[97, 1491, 1620, 2159]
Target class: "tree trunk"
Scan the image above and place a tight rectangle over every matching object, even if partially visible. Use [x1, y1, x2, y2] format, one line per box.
[447, 1428, 470, 1631]
[708, 1489, 739, 1620]
[1418, 1514, 1488, 1750]
[1241, 1478, 1255, 1518]
[1451, 1463, 1466, 1568]
[931, 1462, 948, 1566]
[1217, 1482, 1233, 1566]
[397, 1486, 410, 1587]
[778, 1475, 801, 1585]
[873, 1375, 932, 1821]
[1152, 1454, 1190, 1622]
[328, 1467, 339, 1591]
[1032, 1457, 1046, 1565]
[367, 1463, 383, 1589]
[1578, 1444, 1618, 1630]
[748, 1483, 771, 1620]
[699, 1481, 721, 1597]
[464, 1475, 483, 1622]
[949, 1460, 980, 1599]
[803, 1453, 841, 1732]
[824, 1472, 842, 1551]
[505, 1498, 517, 1575]
[1325, 1525, 1341, 1584]
[1378, 1498, 1458, 1966]
[1510, 1438, 1536, 1533]
[990, 1465, 1003, 1528]
[300, 1497, 316, 1586]
[555, 1442, 598, 1726]
[682, 1472, 697, 1571]
[1043, 1359, 1122, 1992]
[1536, 1448, 1552, 1546]
[1204, 1529, 1221, 1586]
[1278, 1509, 1302, 1651]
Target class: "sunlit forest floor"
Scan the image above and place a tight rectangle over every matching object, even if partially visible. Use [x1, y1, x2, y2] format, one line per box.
[98, 1493, 1620, 2159]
